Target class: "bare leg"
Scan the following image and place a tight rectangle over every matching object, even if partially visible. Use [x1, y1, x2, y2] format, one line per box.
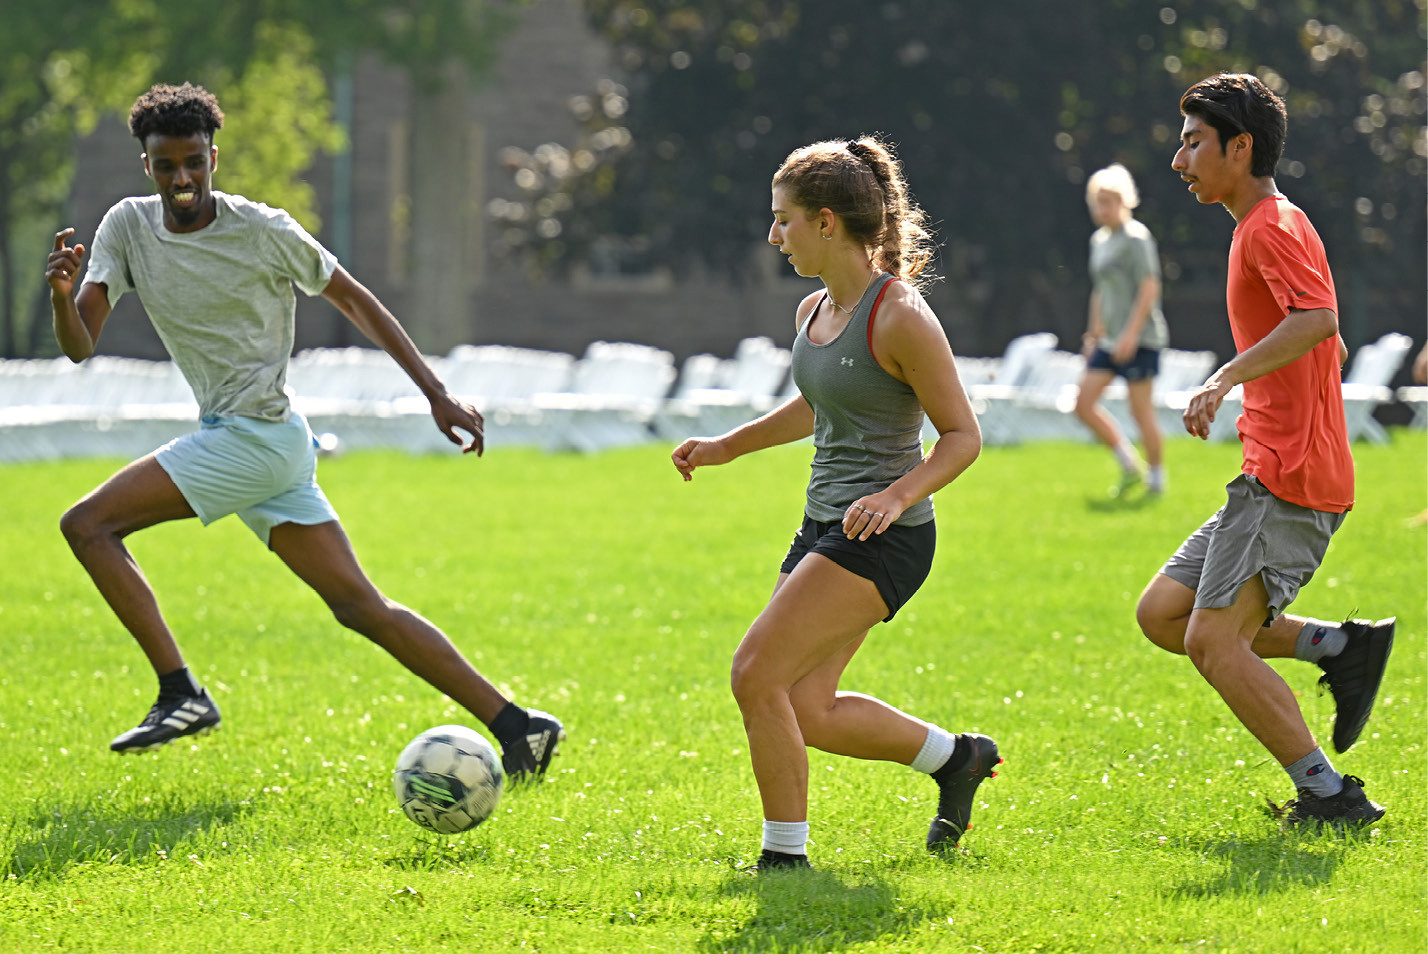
[268, 520, 509, 725]
[59, 455, 198, 674]
[1183, 575, 1318, 765]
[730, 554, 919, 822]
[1126, 378, 1163, 470]
[1137, 573, 1306, 658]
[1073, 369, 1130, 452]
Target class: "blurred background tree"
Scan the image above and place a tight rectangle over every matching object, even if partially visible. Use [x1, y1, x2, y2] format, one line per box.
[497, 0, 1425, 353]
[1, 0, 525, 357]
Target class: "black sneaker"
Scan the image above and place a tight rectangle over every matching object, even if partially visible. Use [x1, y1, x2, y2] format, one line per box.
[110, 690, 221, 753]
[1317, 617, 1395, 753]
[747, 848, 811, 873]
[500, 709, 564, 783]
[1274, 775, 1386, 832]
[927, 733, 1001, 852]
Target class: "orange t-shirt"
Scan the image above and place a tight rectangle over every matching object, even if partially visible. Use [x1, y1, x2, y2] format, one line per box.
[1226, 195, 1353, 512]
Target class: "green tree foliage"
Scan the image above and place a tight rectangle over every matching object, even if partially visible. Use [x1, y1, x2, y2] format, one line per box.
[503, 0, 1425, 351]
[3, 0, 524, 357]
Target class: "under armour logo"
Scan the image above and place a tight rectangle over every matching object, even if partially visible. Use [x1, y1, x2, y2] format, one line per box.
[841, 357, 854, 367]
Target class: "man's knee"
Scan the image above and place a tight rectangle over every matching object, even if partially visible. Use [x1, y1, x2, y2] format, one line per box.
[328, 592, 396, 635]
[1135, 597, 1186, 654]
[59, 500, 100, 552]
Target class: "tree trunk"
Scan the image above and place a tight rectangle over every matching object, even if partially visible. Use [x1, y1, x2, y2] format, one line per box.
[406, 62, 473, 355]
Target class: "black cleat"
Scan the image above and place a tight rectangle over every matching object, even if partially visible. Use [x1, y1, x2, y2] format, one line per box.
[927, 733, 1001, 852]
[1317, 617, 1394, 753]
[747, 848, 811, 873]
[1272, 775, 1386, 832]
[500, 709, 564, 783]
[110, 690, 221, 753]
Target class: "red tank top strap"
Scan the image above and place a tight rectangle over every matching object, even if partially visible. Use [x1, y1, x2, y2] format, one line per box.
[866, 276, 900, 365]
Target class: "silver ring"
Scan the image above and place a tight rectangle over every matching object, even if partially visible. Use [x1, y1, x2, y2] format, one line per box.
[853, 504, 865, 511]
[871, 512, 883, 518]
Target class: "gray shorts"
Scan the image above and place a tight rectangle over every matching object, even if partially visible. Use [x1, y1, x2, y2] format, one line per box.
[1161, 473, 1345, 621]
[155, 412, 339, 546]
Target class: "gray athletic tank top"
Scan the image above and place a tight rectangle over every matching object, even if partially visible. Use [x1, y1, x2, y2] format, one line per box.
[791, 272, 934, 527]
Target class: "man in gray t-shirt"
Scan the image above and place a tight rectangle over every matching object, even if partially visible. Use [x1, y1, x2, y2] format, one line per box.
[45, 83, 562, 780]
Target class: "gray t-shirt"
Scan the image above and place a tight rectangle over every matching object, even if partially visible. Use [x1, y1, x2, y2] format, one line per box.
[84, 192, 338, 421]
[791, 272, 934, 527]
[1088, 218, 1168, 351]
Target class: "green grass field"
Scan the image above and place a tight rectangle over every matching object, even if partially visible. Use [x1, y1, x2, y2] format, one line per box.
[1, 432, 1423, 954]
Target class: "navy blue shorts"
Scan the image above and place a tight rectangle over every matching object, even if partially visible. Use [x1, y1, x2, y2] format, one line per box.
[779, 514, 936, 622]
[1088, 346, 1160, 382]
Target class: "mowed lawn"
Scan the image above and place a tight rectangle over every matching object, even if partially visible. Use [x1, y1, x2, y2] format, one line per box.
[1, 431, 1423, 954]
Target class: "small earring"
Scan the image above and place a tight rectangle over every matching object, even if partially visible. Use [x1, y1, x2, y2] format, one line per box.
[822, 233, 832, 241]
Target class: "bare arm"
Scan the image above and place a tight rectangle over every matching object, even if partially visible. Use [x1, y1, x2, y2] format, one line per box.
[47, 228, 111, 362]
[844, 287, 980, 538]
[1183, 307, 1338, 439]
[1082, 288, 1104, 357]
[671, 393, 814, 481]
[320, 264, 484, 454]
[1113, 275, 1159, 362]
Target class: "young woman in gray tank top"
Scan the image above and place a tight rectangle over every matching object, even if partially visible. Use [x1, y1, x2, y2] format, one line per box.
[671, 136, 998, 870]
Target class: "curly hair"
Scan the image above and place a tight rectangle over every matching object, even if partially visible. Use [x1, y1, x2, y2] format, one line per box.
[128, 83, 225, 145]
[773, 136, 937, 289]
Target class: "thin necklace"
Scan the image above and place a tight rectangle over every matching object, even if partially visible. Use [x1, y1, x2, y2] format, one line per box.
[827, 270, 877, 315]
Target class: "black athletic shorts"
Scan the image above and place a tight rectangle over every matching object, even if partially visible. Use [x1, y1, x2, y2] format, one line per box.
[779, 514, 937, 622]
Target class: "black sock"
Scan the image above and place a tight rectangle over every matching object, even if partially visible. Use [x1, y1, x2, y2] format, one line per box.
[488, 702, 530, 747]
[157, 666, 202, 700]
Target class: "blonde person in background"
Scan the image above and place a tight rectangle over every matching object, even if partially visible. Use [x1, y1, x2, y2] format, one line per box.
[1073, 163, 1170, 497]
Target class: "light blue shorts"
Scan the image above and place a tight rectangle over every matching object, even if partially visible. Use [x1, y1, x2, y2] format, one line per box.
[154, 413, 339, 546]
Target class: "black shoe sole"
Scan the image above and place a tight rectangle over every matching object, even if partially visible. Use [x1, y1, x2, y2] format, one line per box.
[111, 722, 221, 754]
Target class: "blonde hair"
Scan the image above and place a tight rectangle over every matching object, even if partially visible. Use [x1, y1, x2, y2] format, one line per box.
[1085, 162, 1140, 210]
[773, 136, 937, 289]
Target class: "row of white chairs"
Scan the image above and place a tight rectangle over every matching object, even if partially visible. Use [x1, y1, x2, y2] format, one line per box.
[1, 333, 1419, 461]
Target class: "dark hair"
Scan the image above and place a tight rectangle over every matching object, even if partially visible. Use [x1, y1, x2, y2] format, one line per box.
[1179, 73, 1286, 178]
[773, 135, 937, 288]
[128, 83, 224, 145]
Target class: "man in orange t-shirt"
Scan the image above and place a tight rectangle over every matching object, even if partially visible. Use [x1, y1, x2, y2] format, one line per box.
[1134, 73, 1394, 832]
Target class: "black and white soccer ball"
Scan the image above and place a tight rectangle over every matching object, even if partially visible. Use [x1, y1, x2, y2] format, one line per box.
[393, 724, 504, 834]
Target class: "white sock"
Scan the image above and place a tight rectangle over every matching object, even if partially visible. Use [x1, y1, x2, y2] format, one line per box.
[1147, 465, 1166, 491]
[761, 819, 809, 856]
[1113, 442, 1140, 472]
[909, 724, 957, 774]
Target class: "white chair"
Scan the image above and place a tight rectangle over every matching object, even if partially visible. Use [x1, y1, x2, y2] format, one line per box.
[441, 345, 575, 448]
[962, 332, 1059, 445]
[655, 336, 793, 441]
[533, 341, 676, 452]
[1396, 386, 1427, 428]
[1342, 332, 1413, 443]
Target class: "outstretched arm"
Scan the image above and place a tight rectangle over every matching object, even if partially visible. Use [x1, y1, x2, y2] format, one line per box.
[320, 265, 484, 455]
[48, 228, 111, 362]
[671, 394, 814, 481]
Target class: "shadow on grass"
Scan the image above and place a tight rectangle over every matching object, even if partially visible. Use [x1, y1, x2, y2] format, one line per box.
[1085, 490, 1162, 513]
[698, 866, 927, 954]
[4, 795, 247, 883]
[1167, 830, 1363, 898]
[385, 837, 494, 871]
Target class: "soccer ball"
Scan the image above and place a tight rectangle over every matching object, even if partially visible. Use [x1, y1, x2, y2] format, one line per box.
[393, 724, 504, 834]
